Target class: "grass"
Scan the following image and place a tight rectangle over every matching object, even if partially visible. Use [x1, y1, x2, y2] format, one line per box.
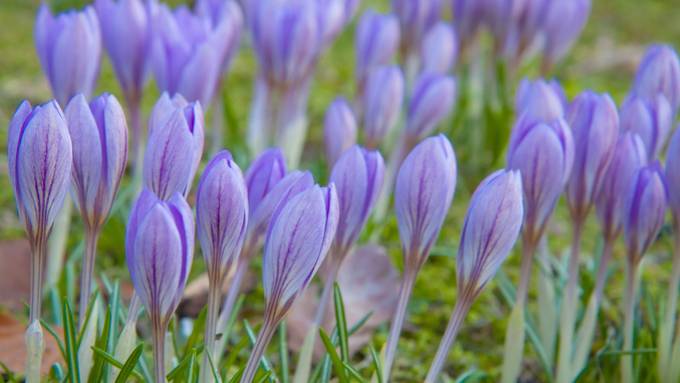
[1, 0, 680, 381]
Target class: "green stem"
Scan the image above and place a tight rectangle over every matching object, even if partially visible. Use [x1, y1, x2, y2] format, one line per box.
[200, 268, 223, 383]
[240, 316, 277, 383]
[621, 259, 639, 383]
[78, 228, 99, 328]
[382, 269, 417, 381]
[152, 312, 167, 383]
[425, 298, 471, 382]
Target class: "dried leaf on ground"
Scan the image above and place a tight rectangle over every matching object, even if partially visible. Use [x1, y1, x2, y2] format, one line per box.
[0, 312, 63, 376]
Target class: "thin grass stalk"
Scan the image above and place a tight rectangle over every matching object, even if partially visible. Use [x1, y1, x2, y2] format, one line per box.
[78, 228, 99, 327]
[537, 237, 557, 363]
[621, 258, 640, 383]
[200, 268, 224, 383]
[382, 268, 417, 382]
[425, 296, 472, 382]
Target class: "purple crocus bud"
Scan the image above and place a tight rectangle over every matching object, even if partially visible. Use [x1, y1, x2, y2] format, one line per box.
[395, 134, 457, 269]
[143, 94, 205, 200]
[330, 146, 385, 255]
[245, 148, 287, 215]
[126, 189, 194, 322]
[457, 169, 523, 295]
[8, 101, 73, 241]
[566, 91, 619, 221]
[541, 0, 591, 67]
[596, 133, 647, 241]
[263, 184, 339, 319]
[195, 0, 243, 74]
[507, 118, 574, 244]
[65, 93, 128, 230]
[248, 170, 315, 239]
[405, 73, 456, 140]
[420, 22, 458, 75]
[363, 66, 405, 148]
[665, 127, 680, 220]
[632, 44, 680, 112]
[391, 0, 442, 57]
[197, 150, 248, 274]
[94, 0, 151, 104]
[452, 0, 485, 46]
[355, 11, 400, 86]
[624, 162, 667, 263]
[620, 94, 673, 160]
[317, 0, 348, 46]
[324, 98, 358, 167]
[515, 78, 566, 123]
[35, 4, 101, 106]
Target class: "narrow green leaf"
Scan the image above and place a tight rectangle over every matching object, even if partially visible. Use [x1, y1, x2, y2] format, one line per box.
[342, 361, 365, 383]
[88, 307, 111, 383]
[41, 319, 67, 359]
[347, 312, 372, 337]
[318, 328, 347, 383]
[224, 334, 249, 374]
[227, 367, 244, 383]
[454, 369, 487, 383]
[183, 307, 208, 356]
[368, 344, 383, 383]
[91, 347, 144, 381]
[62, 300, 81, 383]
[333, 284, 349, 363]
[187, 349, 197, 383]
[114, 344, 144, 383]
[243, 320, 278, 382]
[255, 371, 273, 383]
[278, 322, 289, 383]
[207, 348, 222, 383]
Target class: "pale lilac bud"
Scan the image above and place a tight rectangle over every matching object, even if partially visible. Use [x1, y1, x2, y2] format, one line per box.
[405, 74, 456, 139]
[126, 190, 194, 321]
[457, 169, 523, 294]
[65, 93, 128, 230]
[595, 133, 647, 241]
[248, 170, 315, 239]
[391, 0, 442, 56]
[452, 0, 485, 45]
[35, 4, 101, 106]
[620, 94, 673, 160]
[515, 78, 565, 123]
[263, 184, 339, 318]
[633, 44, 680, 112]
[395, 135, 457, 268]
[355, 11, 400, 86]
[624, 162, 667, 262]
[245, 148, 287, 215]
[486, 0, 545, 61]
[143, 94, 205, 200]
[420, 22, 457, 75]
[95, 0, 152, 104]
[324, 98, 358, 167]
[330, 146, 385, 254]
[363, 66, 405, 148]
[196, 151, 249, 273]
[8, 101, 73, 241]
[541, 0, 591, 66]
[317, 0, 348, 46]
[566, 91, 619, 220]
[195, 0, 243, 74]
[507, 118, 573, 243]
[666, 127, 680, 219]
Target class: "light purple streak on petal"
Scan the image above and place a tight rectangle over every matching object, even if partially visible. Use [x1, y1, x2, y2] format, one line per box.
[355, 11, 400, 84]
[406, 73, 456, 139]
[624, 163, 667, 259]
[166, 192, 195, 310]
[633, 44, 680, 112]
[420, 22, 457, 75]
[126, 189, 160, 286]
[541, 0, 591, 64]
[515, 77, 565, 124]
[8, 100, 34, 203]
[363, 66, 404, 146]
[245, 147, 287, 215]
[324, 97, 358, 167]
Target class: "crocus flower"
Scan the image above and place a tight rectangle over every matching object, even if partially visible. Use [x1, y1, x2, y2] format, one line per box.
[620, 94, 673, 160]
[484, 0, 544, 63]
[194, 0, 243, 75]
[666, 127, 680, 219]
[245, 148, 288, 216]
[196, 150, 248, 373]
[324, 98, 358, 167]
[363, 66, 405, 148]
[355, 11, 400, 89]
[65, 93, 128, 324]
[540, 0, 591, 70]
[8, 100, 73, 322]
[126, 189, 194, 383]
[632, 44, 680, 113]
[420, 22, 458, 75]
[452, 0, 485, 47]
[35, 4, 101, 106]
[566, 91, 620, 222]
[384, 134, 457, 380]
[391, 0, 442, 59]
[405, 73, 456, 141]
[515, 78, 566, 124]
[240, 185, 338, 383]
[426, 169, 523, 383]
[143, 94, 204, 200]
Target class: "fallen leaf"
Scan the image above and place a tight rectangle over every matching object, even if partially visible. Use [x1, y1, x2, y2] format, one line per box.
[0, 239, 31, 311]
[177, 265, 256, 318]
[0, 311, 63, 377]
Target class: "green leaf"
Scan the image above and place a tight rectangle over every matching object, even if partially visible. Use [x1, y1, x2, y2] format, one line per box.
[243, 320, 278, 382]
[341, 361, 365, 383]
[333, 284, 350, 362]
[41, 319, 67, 359]
[454, 369, 487, 383]
[186, 349, 197, 383]
[183, 307, 208, 356]
[114, 344, 144, 383]
[87, 307, 111, 383]
[318, 328, 347, 383]
[227, 367, 244, 383]
[91, 347, 144, 381]
[62, 300, 81, 383]
[368, 344, 383, 383]
[278, 322, 289, 383]
[206, 348, 222, 383]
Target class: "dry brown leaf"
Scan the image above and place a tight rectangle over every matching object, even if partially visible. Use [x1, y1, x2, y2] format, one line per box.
[178, 265, 256, 318]
[0, 312, 63, 377]
[0, 239, 31, 311]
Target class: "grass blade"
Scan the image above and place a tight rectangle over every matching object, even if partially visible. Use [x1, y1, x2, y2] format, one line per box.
[91, 347, 144, 381]
[41, 319, 67, 359]
[318, 328, 347, 383]
[333, 284, 349, 362]
[114, 344, 144, 383]
[368, 344, 383, 383]
[342, 361, 365, 383]
[62, 300, 81, 383]
[278, 322, 289, 383]
[243, 320, 278, 382]
[87, 307, 111, 383]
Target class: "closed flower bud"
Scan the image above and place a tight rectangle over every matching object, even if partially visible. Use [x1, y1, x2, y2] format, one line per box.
[126, 190, 194, 321]
[624, 162, 667, 263]
[245, 148, 287, 214]
[395, 135, 457, 268]
[666, 127, 680, 219]
[596, 133, 647, 241]
[195, 0, 243, 73]
[196, 151, 249, 273]
[452, 0, 484, 45]
[317, 0, 350, 46]
[405, 73, 456, 140]
[8, 101, 73, 240]
[420, 22, 458, 75]
[515, 78, 566, 124]
[541, 0, 591, 66]
[263, 184, 339, 318]
[457, 169, 523, 295]
[633, 44, 680, 112]
[143, 94, 204, 199]
[391, 0, 442, 56]
[507, 119, 573, 243]
[35, 4, 101, 106]
[94, 0, 152, 104]
[355, 11, 400, 86]
[363, 66, 405, 148]
[248, 170, 315, 239]
[65, 93, 128, 230]
[330, 146, 385, 255]
[324, 98, 358, 167]
[620, 94, 673, 160]
[566, 91, 619, 221]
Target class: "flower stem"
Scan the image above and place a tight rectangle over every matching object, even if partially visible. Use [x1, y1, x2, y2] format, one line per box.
[240, 316, 276, 383]
[382, 269, 417, 381]
[556, 220, 583, 383]
[425, 298, 471, 383]
[210, 92, 225, 156]
[78, 229, 99, 328]
[658, 230, 680, 380]
[128, 98, 144, 187]
[29, 229, 48, 324]
[200, 267, 223, 383]
[151, 312, 167, 383]
[374, 134, 413, 223]
[621, 259, 640, 383]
